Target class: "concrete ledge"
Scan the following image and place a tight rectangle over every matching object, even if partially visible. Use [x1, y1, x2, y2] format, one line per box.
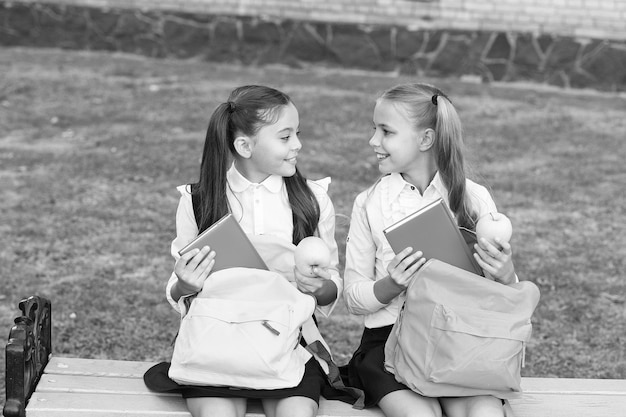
[1, 2, 625, 91]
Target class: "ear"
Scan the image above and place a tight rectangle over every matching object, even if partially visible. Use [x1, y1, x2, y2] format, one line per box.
[419, 128, 435, 151]
[233, 136, 254, 158]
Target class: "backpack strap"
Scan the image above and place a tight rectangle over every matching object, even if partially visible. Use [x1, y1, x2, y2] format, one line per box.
[305, 339, 365, 409]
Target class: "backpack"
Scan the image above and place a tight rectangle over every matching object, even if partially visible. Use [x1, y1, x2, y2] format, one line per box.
[168, 267, 316, 389]
[384, 259, 540, 399]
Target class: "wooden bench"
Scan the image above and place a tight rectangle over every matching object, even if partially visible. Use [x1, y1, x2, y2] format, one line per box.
[4, 296, 626, 417]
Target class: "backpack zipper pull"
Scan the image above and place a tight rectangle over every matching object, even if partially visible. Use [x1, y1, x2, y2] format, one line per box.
[262, 321, 280, 336]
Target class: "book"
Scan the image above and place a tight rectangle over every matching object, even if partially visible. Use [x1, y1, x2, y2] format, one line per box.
[383, 198, 483, 276]
[178, 213, 268, 271]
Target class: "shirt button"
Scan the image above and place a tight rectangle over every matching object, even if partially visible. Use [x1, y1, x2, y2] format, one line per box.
[410, 186, 415, 191]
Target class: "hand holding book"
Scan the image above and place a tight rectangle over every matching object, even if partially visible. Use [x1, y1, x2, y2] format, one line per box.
[173, 246, 216, 298]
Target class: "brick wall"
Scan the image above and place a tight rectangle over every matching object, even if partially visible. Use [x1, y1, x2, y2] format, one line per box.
[6, 0, 626, 41]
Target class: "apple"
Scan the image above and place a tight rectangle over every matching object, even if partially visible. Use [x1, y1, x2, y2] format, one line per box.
[475, 212, 513, 247]
[294, 236, 331, 277]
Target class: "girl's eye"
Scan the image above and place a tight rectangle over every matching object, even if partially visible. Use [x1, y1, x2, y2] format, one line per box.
[281, 131, 300, 141]
[373, 125, 391, 135]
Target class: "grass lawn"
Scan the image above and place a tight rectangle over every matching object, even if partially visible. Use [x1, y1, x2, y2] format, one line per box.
[1, 47, 625, 408]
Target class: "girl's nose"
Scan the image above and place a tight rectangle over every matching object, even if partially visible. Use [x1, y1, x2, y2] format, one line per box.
[292, 134, 302, 151]
[369, 130, 379, 148]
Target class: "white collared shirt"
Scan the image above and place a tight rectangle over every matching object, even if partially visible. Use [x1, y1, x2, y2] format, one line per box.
[227, 166, 293, 240]
[343, 172, 497, 329]
[166, 164, 341, 317]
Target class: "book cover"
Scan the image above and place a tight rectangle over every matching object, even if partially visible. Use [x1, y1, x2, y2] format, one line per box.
[178, 213, 268, 272]
[383, 199, 483, 276]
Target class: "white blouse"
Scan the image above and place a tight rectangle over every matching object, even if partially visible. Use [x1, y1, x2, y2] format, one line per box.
[343, 172, 498, 329]
[165, 164, 342, 317]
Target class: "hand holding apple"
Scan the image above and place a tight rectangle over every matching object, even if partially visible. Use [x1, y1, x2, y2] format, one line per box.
[294, 236, 331, 277]
[475, 212, 512, 248]
[474, 212, 515, 284]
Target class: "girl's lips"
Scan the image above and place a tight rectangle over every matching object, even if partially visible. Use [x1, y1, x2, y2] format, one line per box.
[375, 152, 389, 161]
[285, 156, 298, 164]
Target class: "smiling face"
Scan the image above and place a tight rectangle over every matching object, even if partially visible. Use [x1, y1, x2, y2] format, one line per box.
[369, 98, 423, 178]
[237, 102, 301, 183]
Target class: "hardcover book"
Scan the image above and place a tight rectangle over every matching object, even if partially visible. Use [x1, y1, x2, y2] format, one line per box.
[178, 213, 268, 272]
[383, 199, 483, 276]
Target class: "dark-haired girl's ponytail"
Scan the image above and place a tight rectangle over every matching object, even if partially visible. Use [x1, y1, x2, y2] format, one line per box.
[285, 169, 320, 245]
[193, 103, 233, 233]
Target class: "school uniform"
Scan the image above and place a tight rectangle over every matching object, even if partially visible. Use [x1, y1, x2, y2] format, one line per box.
[342, 172, 497, 407]
[144, 164, 352, 404]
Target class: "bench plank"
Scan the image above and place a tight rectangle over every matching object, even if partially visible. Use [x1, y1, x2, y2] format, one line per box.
[27, 392, 384, 417]
[35, 374, 177, 396]
[508, 393, 626, 417]
[521, 377, 626, 394]
[26, 386, 626, 417]
[45, 356, 156, 377]
[27, 392, 193, 417]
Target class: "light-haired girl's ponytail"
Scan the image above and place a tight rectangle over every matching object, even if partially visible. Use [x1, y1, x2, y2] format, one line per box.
[193, 103, 233, 233]
[433, 95, 477, 230]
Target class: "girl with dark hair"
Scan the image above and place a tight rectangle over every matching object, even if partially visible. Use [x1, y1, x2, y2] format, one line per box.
[342, 83, 517, 417]
[144, 85, 345, 417]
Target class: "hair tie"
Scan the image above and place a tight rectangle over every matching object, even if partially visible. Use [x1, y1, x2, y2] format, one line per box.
[431, 91, 450, 106]
[226, 101, 236, 113]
